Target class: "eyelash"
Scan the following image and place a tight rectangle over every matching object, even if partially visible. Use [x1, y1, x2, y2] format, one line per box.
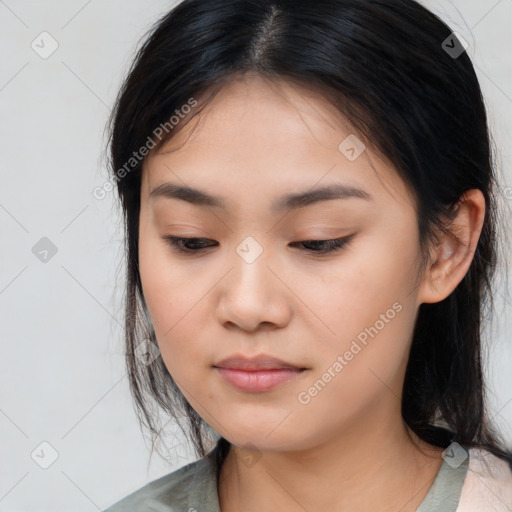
[161, 235, 354, 255]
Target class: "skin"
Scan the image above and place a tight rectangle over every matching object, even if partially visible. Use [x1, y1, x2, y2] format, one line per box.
[138, 72, 486, 512]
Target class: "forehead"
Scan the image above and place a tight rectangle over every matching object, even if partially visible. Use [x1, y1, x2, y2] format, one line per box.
[141, 74, 412, 211]
[152, 74, 356, 161]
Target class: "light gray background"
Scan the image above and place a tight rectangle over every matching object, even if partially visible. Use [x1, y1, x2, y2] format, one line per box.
[0, 1, 511, 511]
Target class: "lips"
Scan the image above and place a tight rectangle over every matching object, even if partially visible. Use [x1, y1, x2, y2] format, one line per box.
[213, 354, 307, 392]
[214, 355, 304, 371]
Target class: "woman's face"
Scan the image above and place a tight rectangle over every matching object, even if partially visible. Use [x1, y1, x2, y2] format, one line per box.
[138, 73, 428, 451]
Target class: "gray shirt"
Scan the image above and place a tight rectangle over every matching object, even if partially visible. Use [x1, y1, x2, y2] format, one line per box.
[103, 440, 469, 512]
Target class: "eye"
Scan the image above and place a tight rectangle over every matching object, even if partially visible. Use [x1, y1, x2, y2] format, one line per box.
[289, 235, 354, 255]
[161, 236, 218, 253]
[161, 235, 354, 255]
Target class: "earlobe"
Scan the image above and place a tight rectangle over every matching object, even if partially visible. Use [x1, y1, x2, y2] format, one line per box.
[417, 189, 486, 305]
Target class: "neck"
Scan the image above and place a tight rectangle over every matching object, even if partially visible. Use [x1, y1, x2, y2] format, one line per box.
[217, 402, 443, 512]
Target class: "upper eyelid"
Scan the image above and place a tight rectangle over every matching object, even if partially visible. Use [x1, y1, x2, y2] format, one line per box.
[164, 235, 347, 242]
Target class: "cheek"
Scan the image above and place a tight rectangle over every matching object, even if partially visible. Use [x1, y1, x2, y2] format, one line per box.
[320, 231, 418, 329]
[307, 233, 420, 390]
[139, 223, 193, 326]
[138, 228, 217, 376]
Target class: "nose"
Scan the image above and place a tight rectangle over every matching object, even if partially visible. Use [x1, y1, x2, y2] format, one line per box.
[215, 250, 292, 332]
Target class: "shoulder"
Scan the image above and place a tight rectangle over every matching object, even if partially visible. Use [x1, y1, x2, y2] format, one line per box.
[102, 452, 218, 512]
[456, 447, 512, 512]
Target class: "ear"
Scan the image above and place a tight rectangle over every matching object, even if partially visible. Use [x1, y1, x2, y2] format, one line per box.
[417, 189, 486, 305]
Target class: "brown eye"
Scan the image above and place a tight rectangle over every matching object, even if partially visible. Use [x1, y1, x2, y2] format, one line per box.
[160, 235, 355, 256]
[161, 236, 218, 253]
[289, 236, 354, 255]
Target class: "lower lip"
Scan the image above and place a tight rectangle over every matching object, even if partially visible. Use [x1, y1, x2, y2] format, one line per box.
[214, 367, 305, 392]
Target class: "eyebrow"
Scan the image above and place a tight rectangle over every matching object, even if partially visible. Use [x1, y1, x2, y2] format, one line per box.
[149, 182, 373, 213]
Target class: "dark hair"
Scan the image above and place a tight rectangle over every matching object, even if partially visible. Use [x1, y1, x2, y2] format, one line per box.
[106, 0, 512, 469]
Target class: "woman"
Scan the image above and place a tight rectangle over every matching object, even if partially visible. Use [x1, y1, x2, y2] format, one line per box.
[103, 0, 512, 510]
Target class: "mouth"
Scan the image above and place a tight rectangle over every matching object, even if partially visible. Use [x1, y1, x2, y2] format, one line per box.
[212, 354, 308, 393]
